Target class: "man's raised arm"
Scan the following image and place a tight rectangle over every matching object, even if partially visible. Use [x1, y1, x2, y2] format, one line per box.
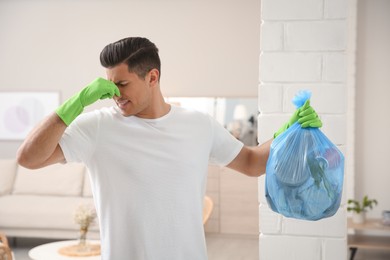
[17, 78, 120, 169]
[17, 113, 67, 169]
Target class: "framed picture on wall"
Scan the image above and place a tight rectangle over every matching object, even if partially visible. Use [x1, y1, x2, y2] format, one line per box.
[0, 92, 60, 140]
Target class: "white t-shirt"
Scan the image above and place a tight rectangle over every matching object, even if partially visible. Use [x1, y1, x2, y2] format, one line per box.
[59, 105, 243, 260]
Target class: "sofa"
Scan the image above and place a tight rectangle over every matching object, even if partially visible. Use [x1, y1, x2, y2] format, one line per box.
[0, 159, 99, 240]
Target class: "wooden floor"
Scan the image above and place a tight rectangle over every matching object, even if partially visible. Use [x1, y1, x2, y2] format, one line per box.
[10, 234, 259, 260]
[10, 235, 390, 260]
[206, 234, 259, 260]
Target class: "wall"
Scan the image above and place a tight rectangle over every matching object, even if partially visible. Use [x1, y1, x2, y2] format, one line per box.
[257, 0, 352, 259]
[355, 0, 390, 218]
[0, 0, 260, 158]
[205, 166, 259, 236]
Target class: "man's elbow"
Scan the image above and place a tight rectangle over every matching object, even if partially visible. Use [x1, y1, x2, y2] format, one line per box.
[246, 169, 264, 177]
[244, 158, 266, 177]
[16, 149, 32, 169]
[16, 147, 40, 169]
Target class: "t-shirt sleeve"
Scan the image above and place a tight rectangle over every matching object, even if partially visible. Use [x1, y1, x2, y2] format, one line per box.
[59, 111, 99, 164]
[208, 116, 244, 166]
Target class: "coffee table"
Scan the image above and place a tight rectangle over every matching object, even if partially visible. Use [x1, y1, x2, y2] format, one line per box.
[29, 240, 101, 260]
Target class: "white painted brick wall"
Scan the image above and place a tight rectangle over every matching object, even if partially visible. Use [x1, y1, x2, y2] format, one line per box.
[259, 235, 347, 260]
[260, 22, 284, 51]
[285, 21, 347, 51]
[258, 84, 283, 113]
[260, 235, 320, 260]
[284, 84, 347, 114]
[323, 53, 347, 82]
[258, 0, 351, 259]
[260, 53, 322, 82]
[325, 0, 348, 19]
[258, 115, 290, 142]
[261, 0, 323, 20]
[281, 210, 346, 237]
[323, 238, 348, 260]
[259, 202, 282, 234]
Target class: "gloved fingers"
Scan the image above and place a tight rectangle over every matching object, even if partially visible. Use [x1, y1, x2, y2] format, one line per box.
[301, 119, 323, 128]
[299, 106, 315, 117]
[100, 83, 121, 99]
[301, 99, 310, 110]
[105, 81, 121, 97]
[104, 80, 121, 97]
[100, 90, 119, 100]
[298, 113, 317, 124]
[309, 121, 323, 128]
[298, 100, 322, 128]
[287, 108, 301, 126]
[114, 86, 121, 97]
[100, 93, 112, 100]
[298, 109, 323, 127]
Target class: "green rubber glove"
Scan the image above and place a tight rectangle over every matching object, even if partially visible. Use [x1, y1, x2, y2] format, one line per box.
[274, 100, 322, 138]
[56, 78, 120, 126]
[297, 100, 322, 128]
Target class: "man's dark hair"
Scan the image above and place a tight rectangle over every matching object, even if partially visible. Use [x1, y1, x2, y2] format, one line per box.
[100, 37, 161, 80]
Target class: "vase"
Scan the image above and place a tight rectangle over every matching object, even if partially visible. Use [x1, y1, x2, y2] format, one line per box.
[78, 226, 88, 247]
[352, 212, 366, 224]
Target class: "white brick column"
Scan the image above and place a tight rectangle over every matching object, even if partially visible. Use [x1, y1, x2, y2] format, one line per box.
[257, 0, 356, 259]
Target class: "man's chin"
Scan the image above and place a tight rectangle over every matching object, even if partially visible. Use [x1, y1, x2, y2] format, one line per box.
[120, 111, 133, 117]
[117, 107, 133, 117]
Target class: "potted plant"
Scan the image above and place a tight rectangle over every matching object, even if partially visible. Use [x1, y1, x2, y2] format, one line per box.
[347, 195, 378, 224]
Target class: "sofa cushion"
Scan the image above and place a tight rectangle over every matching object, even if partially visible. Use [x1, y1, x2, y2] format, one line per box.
[0, 160, 17, 195]
[12, 163, 85, 196]
[0, 195, 98, 231]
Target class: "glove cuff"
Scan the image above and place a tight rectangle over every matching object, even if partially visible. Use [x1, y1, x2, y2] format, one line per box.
[56, 95, 84, 126]
[274, 122, 289, 139]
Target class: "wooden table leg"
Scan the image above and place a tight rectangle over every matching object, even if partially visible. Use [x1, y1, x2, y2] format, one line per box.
[349, 247, 358, 260]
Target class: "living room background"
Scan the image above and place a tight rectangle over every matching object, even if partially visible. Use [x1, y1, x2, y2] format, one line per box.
[0, 0, 389, 259]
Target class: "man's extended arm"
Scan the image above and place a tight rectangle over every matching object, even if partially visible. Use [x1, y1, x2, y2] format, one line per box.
[227, 139, 272, 177]
[228, 100, 322, 177]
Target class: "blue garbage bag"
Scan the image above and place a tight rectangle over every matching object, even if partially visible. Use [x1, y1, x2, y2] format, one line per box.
[265, 91, 344, 220]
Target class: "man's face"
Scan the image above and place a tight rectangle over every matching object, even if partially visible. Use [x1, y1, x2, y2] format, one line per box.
[106, 63, 152, 117]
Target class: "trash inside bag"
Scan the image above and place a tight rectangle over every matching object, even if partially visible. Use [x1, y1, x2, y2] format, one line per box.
[265, 91, 344, 221]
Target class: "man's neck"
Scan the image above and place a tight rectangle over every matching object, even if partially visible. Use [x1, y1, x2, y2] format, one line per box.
[137, 88, 171, 119]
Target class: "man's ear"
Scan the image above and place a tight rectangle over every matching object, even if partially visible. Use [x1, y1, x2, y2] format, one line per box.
[148, 69, 160, 87]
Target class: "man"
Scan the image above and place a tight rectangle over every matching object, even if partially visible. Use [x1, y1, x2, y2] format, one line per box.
[17, 37, 321, 259]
